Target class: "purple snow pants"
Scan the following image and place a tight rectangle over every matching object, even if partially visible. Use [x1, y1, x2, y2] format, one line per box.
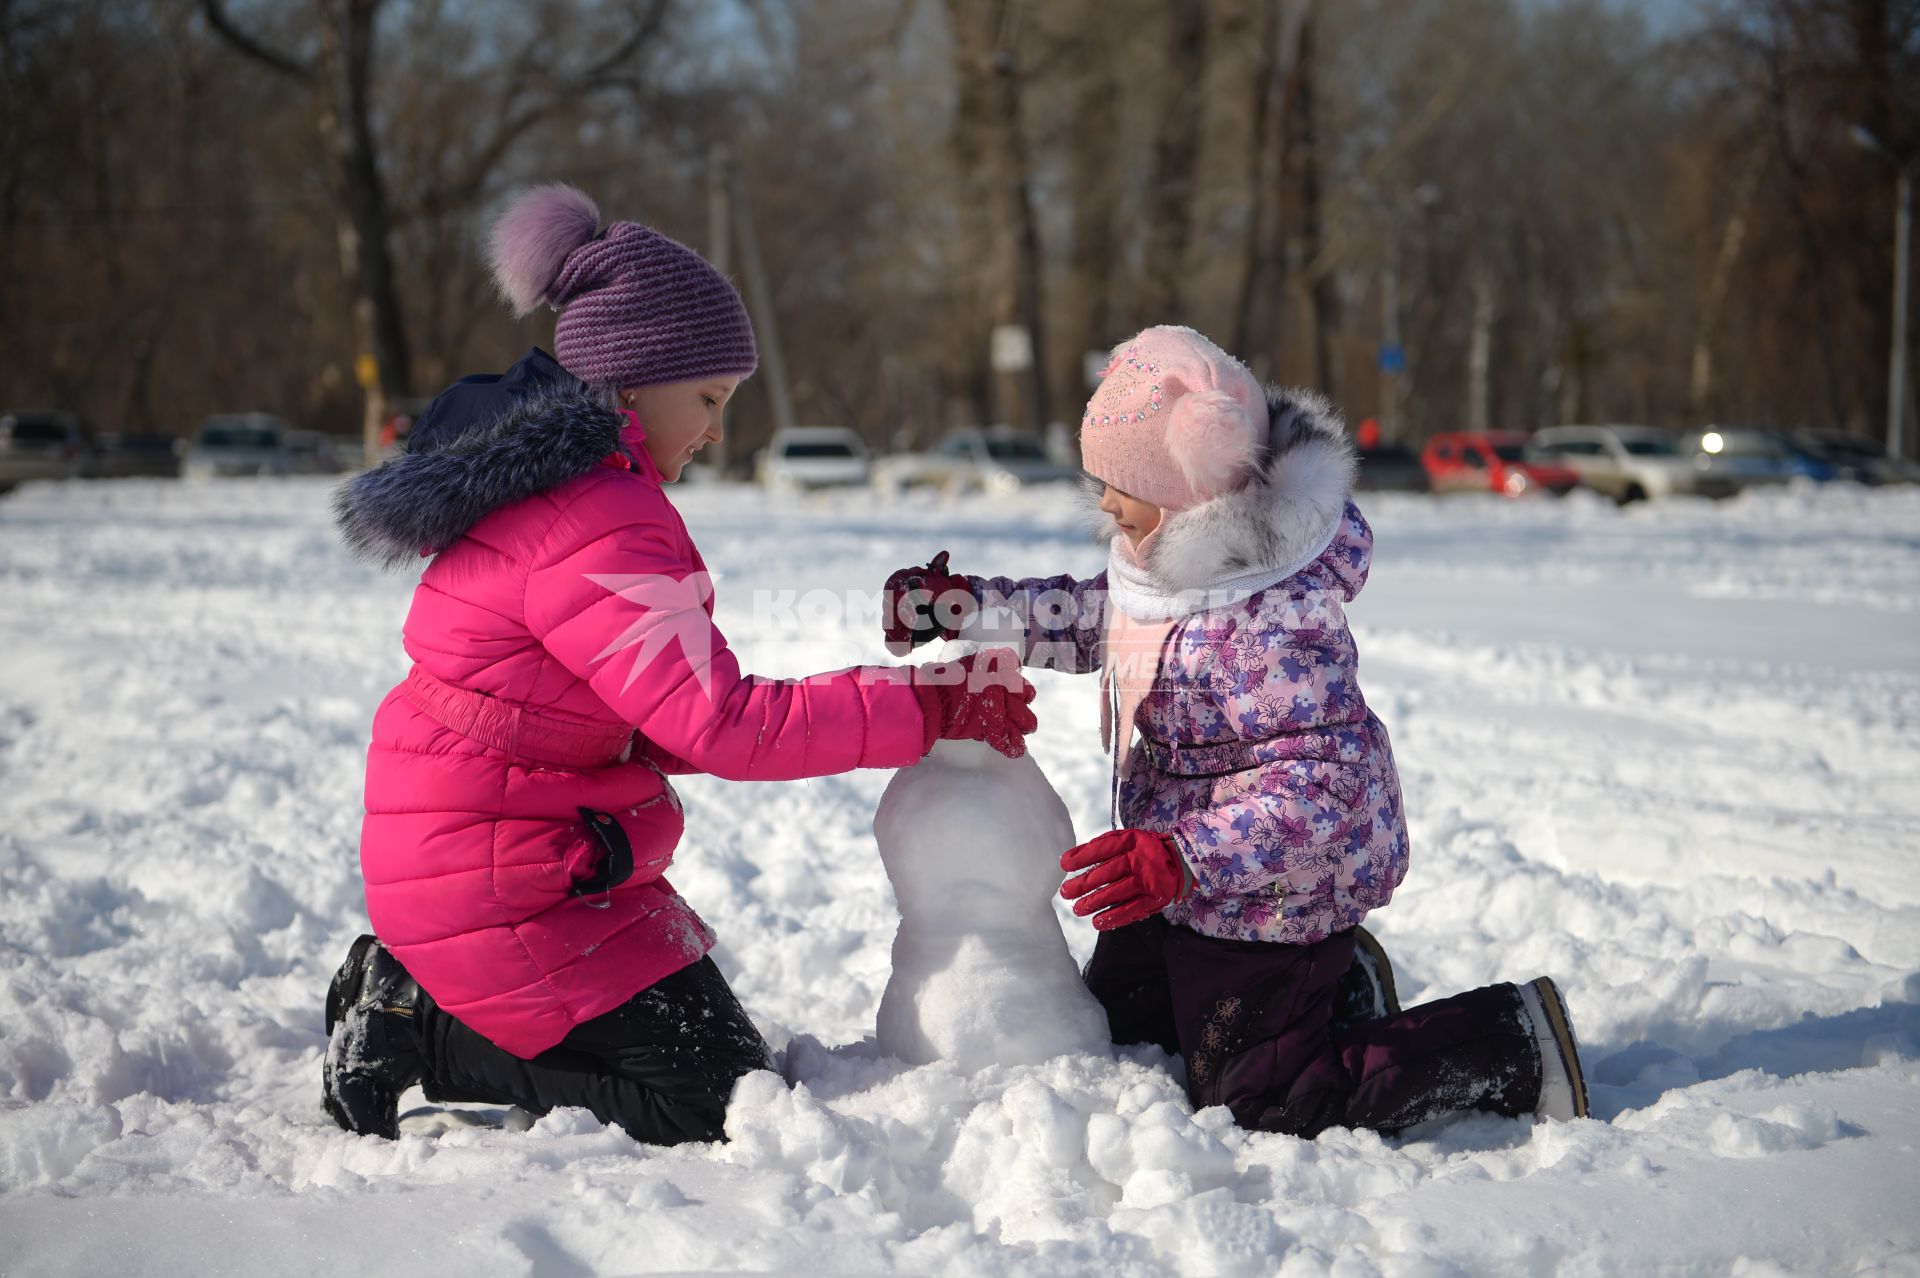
[1084, 918, 1542, 1137]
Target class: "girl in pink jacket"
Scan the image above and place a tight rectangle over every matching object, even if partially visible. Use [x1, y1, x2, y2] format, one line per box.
[884, 326, 1590, 1137]
[321, 185, 1036, 1143]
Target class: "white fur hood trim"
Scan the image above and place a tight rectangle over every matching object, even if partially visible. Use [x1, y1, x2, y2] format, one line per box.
[1089, 386, 1357, 596]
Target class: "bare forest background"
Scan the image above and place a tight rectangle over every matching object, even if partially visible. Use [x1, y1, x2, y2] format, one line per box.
[2, 0, 1916, 467]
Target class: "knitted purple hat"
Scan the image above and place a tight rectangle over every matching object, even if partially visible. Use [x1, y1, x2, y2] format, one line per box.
[488, 183, 757, 389]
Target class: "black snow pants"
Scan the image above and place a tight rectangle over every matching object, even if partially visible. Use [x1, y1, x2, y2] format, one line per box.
[1084, 917, 1541, 1138]
[415, 956, 772, 1146]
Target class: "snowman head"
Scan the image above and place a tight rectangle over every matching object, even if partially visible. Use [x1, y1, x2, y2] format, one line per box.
[873, 740, 1076, 923]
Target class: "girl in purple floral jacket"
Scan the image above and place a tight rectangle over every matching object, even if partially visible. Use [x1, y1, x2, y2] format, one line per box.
[883, 326, 1591, 1138]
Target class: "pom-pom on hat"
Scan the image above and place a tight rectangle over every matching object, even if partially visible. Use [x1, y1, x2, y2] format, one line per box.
[487, 183, 758, 390]
[1078, 326, 1265, 512]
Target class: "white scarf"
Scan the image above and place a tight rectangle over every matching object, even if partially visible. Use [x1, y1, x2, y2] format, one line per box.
[1096, 508, 1339, 824]
[1101, 508, 1342, 621]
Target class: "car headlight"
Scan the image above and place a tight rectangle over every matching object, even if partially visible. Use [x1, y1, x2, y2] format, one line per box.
[987, 470, 1021, 494]
[1503, 470, 1529, 494]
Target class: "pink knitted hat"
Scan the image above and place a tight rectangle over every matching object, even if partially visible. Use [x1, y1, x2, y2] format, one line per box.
[488, 183, 757, 390]
[1078, 326, 1265, 511]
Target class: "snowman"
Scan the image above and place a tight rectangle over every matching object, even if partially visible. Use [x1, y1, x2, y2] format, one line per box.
[873, 688, 1112, 1071]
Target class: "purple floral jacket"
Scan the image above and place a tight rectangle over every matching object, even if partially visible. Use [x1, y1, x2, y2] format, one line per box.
[969, 390, 1408, 944]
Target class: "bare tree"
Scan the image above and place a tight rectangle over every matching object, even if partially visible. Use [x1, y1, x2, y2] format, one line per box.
[1135, 1, 1211, 323]
[1049, 0, 1122, 424]
[199, 0, 668, 457]
[1233, 0, 1310, 365]
[943, 0, 1049, 429]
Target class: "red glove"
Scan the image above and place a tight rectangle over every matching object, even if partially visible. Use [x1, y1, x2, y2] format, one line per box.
[909, 648, 1038, 759]
[883, 550, 976, 655]
[1059, 829, 1193, 931]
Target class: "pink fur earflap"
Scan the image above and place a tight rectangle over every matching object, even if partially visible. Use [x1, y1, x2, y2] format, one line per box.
[1166, 389, 1260, 502]
[489, 184, 601, 316]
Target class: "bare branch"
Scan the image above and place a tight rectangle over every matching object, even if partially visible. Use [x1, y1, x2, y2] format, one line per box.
[406, 0, 670, 222]
[576, 0, 672, 88]
[199, 0, 313, 82]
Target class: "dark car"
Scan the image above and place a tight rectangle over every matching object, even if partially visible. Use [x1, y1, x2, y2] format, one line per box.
[1678, 427, 1837, 492]
[1353, 444, 1430, 492]
[0, 410, 95, 491]
[182, 413, 294, 478]
[94, 433, 183, 478]
[1790, 430, 1920, 486]
[286, 429, 349, 475]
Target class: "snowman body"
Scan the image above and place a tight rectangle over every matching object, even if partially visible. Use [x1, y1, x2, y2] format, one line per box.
[873, 738, 1112, 1070]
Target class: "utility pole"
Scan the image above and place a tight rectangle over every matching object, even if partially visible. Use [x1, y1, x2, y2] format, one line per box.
[1379, 243, 1402, 441]
[1854, 125, 1912, 460]
[717, 151, 796, 442]
[1890, 166, 1911, 461]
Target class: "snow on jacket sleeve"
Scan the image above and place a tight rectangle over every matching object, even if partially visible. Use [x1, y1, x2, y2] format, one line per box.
[526, 478, 930, 782]
[966, 569, 1108, 674]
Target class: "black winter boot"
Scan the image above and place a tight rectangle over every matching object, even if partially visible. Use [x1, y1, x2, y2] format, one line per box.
[322, 935, 428, 1139]
[1332, 925, 1401, 1027]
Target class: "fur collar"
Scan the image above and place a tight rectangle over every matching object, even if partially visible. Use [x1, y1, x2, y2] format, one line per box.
[334, 384, 631, 569]
[1087, 386, 1357, 595]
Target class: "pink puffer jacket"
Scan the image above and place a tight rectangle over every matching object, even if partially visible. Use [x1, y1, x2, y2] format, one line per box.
[338, 378, 928, 1057]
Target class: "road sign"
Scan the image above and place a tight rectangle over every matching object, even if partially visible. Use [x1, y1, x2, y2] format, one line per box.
[991, 325, 1033, 373]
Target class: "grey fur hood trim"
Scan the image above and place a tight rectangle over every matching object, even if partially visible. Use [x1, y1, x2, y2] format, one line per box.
[1088, 385, 1357, 594]
[333, 384, 630, 569]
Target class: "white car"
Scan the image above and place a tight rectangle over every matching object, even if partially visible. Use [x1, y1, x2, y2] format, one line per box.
[1527, 424, 1710, 502]
[874, 427, 1079, 496]
[756, 426, 872, 491]
[182, 414, 294, 479]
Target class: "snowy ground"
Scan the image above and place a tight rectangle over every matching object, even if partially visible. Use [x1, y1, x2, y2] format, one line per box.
[1, 475, 1916, 1276]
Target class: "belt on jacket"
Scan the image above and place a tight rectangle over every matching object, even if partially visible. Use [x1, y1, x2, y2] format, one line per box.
[400, 664, 635, 769]
[1136, 728, 1349, 780]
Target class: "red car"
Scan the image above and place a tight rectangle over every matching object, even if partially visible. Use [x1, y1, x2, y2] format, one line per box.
[1420, 431, 1579, 497]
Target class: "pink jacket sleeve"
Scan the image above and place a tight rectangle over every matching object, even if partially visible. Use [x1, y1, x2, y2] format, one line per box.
[632, 735, 701, 776]
[525, 479, 930, 782]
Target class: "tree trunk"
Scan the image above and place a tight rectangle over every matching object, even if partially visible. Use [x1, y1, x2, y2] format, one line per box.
[1053, 17, 1119, 428]
[314, 0, 411, 461]
[1135, 1, 1209, 323]
[1688, 145, 1767, 418]
[1234, 0, 1309, 370]
[1466, 259, 1495, 432]
[944, 0, 1049, 430]
[1289, 9, 1336, 394]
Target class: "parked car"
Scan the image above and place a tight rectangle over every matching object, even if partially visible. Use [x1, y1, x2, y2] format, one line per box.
[1526, 424, 1705, 503]
[1677, 426, 1836, 494]
[1353, 443, 1430, 492]
[93, 433, 183, 479]
[286, 429, 349, 475]
[874, 426, 1079, 495]
[1790, 429, 1920, 486]
[756, 426, 871, 490]
[1420, 431, 1579, 497]
[0, 410, 95, 491]
[181, 413, 294, 478]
